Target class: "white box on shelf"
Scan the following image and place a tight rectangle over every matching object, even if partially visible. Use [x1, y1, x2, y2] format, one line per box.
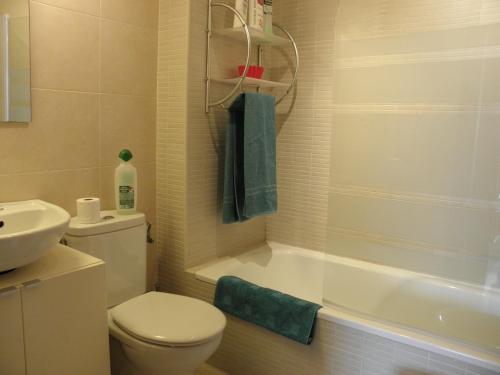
[233, 0, 249, 27]
[248, 0, 264, 31]
[264, 0, 272, 34]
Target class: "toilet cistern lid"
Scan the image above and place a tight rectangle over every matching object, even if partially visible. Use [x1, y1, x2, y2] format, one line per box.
[110, 291, 226, 347]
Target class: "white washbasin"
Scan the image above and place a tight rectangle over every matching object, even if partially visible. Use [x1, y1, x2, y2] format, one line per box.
[0, 200, 70, 272]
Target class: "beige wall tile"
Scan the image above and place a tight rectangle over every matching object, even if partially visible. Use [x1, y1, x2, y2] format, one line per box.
[33, 0, 100, 16]
[0, 89, 99, 174]
[101, 0, 158, 29]
[0, 168, 99, 215]
[1, 0, 157, 266]
[100, 94, 156, 166]
[156, 0, 189, 294]
[182, 0, 268, 268]
[101, 19, 157, 96]
[266, 0, 337, 252]
[0, 0, 28, 17]
[30, 1, 99, 92]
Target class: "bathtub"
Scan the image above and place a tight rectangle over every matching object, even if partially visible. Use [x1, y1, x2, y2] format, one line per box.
[192, 241, 500, 373]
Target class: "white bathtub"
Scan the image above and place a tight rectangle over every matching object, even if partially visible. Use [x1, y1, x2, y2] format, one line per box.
[192, 241, 500, 372]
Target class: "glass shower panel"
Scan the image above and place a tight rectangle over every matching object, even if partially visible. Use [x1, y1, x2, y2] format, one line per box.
[323, 0, 500, 354]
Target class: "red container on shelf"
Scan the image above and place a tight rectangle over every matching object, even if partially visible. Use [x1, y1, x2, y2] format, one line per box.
[254, 66, 264, 79]
[238, 65, 265, 79]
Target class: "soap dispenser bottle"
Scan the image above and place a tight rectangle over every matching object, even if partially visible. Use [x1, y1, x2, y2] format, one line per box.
[115, 149, 137, 214]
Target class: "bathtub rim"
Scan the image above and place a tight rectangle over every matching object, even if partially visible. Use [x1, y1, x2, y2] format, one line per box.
[188, 241, 500, 372]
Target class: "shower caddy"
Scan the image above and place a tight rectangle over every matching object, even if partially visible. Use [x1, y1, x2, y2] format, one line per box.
[205, 0, 299, 113]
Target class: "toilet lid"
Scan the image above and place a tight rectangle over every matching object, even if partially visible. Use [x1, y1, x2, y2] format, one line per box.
[110, 292, 226, 347]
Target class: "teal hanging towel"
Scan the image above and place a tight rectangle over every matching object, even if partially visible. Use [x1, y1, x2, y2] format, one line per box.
[222, 92, 277, 224]
[214, 276, 322, 345]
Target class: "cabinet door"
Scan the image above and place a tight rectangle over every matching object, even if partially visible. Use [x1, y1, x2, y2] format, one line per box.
[21, 265, 110, 375]
[0, 286, 26, 375]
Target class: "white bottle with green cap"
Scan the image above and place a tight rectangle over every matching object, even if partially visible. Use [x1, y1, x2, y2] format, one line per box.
[115, 149, 137, 215]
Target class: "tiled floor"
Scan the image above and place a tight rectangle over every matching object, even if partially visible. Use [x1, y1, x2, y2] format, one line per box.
[197, 364, 229, 375]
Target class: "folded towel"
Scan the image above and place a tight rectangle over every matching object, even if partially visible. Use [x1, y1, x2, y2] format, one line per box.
[223, 92, 277, 224]
[214, 276, 322, 345]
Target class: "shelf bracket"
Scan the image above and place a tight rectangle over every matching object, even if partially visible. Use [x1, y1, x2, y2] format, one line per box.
[205, 0, 251, 113]
[205, 2, 300, 113]
[273, 23, 300, 106]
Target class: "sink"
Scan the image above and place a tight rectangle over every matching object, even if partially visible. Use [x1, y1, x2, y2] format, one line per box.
[0, 200, 70, 272]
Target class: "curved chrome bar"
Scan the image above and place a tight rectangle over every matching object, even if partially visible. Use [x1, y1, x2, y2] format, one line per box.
[207, 2, 251, 112]
[273, 23, 299, 106]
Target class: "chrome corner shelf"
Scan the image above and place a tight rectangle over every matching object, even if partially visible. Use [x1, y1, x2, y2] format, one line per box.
[205, 0, 299, 113]
[212, 77, 291, 89]
[213, 26, 291, 46]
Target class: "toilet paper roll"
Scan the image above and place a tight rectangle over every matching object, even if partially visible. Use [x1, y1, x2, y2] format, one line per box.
[76, 197, 101, 224]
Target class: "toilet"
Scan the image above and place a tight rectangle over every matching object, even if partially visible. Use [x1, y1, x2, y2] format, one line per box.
[64, 211, 226, 375]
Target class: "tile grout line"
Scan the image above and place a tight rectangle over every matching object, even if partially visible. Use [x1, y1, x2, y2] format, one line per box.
[31, 87, 155, 100]
[31, 0, 157, 31]
[0, 167, 101, 178]
[0, 162, 156, 179]
[97, 0, 103, 200]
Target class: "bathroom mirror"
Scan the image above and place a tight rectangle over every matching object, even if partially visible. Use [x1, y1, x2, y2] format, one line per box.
[0, 0, 30, 123]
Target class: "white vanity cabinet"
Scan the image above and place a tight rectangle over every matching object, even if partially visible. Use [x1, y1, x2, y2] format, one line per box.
[0, 245, 110, 375]
[0, 286, 24, 375]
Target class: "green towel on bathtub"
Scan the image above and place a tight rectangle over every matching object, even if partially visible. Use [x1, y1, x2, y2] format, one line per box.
[222, 93, 277, 224]
[214, 276, 322, 345]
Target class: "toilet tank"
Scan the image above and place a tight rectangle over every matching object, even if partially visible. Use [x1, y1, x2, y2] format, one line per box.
[64, 211, 147, 307]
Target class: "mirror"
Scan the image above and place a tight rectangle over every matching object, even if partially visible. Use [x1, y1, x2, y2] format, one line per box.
[0, 0, 30, 123]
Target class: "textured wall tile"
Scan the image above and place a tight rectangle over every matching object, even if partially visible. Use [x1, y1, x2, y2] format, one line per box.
[30, 1, 99, 92]
[101, 19, 157, 96]
[101, 0, 158, 29]
[0, 89, 99, 174]
[35, 0, 100, 16]
[0, 168, 100, 215]
[100, 94, 156, 166]
[156, 0, 189, 292]
[266, 0, 338, 252]
[1, 0, 157, 286]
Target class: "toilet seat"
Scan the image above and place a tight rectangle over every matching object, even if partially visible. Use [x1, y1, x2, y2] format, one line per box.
[110, 291, 226, 347]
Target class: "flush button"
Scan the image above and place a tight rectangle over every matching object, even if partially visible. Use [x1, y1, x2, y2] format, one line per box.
[103, 215, 114, 220]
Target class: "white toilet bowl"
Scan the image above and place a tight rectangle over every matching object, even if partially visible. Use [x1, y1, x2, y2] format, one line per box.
[108, 291, 226, 375]
[64, 213, 226, 375]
